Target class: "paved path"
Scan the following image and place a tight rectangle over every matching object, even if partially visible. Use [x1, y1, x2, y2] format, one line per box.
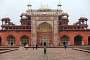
[0, 48, 90, 60]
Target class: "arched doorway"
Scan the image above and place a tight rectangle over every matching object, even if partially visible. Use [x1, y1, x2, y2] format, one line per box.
[74, 35, 82, 45]
[61, 35, 69, 45]
[7, 35, 15, 46]
[0, 37, 2, 46]
[21, 36, 29, 46]
[88, 36, 90, 45]
[37, 22, 52, 47]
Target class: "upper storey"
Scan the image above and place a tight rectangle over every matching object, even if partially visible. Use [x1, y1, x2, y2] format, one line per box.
[0, 0, 89, 31]
[20, 9, 63, 21]
[1, 8, 88, 31]
[22, 9, 63, 17]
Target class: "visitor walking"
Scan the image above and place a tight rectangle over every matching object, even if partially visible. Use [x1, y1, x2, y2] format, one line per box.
[44, 42, 47, 54]
[63, 42, 68, 50]
[63, 41, 68, 56]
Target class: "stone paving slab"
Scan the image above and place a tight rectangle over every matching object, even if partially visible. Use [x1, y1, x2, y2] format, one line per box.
[73, 48, 90, 53]
[0, 48, 90, 60]
[0, 48, 18, 54]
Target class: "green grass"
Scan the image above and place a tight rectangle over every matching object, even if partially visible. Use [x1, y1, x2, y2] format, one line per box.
[80, 46, 90, 50]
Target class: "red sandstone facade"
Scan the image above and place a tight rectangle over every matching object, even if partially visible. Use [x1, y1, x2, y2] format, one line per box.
[0, 4, 90, 47]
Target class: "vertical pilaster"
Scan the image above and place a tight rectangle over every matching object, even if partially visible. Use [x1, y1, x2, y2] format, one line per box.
[53, 17, 59, 47]
[31, 20, 37, 46]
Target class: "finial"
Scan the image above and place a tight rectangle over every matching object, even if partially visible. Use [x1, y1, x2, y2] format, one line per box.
[27, 0, 32, 10]
[27, 4, 32, 10]
[57, 0, 62, 10]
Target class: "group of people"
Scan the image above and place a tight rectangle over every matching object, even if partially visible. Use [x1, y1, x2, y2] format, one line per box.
[24, 41, 68, 54]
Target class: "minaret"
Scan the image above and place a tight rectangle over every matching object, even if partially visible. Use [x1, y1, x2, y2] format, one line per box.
[27, 0, 32, 14]
[57, 0, 62, 46]
[57, 0, 62, 11]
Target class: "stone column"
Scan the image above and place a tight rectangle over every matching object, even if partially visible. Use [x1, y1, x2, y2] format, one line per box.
[53, 18, 59, 47]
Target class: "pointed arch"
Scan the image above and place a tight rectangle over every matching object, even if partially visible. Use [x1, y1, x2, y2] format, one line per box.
[37, 22, 52, 32]
[60, 35, 69, 45]
[20, 35, 29, 46]
[7, 35, 15, 46]
[61, 35, 69, 42]
[74, 35, 83, 45]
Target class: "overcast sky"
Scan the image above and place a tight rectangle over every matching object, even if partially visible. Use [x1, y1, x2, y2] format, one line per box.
[0, 0, 90, 28]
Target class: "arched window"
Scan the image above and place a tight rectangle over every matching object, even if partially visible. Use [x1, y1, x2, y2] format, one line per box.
[7, 35, 15, 46]
[61, 35, 69, 45]
[21, 35, 29, 46]
[74, 35, 82, 45]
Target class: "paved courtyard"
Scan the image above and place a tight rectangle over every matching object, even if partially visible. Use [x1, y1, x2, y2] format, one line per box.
[0, 47, 90, 60]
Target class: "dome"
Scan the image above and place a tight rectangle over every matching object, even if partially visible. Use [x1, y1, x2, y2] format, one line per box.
[79, 17, 88, 21]
[62, 12, 69, 17]
[61, 16, 68, 19]
[21, 16, 28, 20]
[2, 17, 10, 21]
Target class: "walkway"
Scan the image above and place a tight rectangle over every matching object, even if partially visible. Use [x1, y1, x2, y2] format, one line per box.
[0, 48, 90, 60]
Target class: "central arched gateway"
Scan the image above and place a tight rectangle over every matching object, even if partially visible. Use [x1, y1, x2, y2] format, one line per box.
[37, 22, 53, 47]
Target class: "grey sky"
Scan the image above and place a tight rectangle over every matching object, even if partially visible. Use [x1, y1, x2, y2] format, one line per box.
[0, 0, 90, 28]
